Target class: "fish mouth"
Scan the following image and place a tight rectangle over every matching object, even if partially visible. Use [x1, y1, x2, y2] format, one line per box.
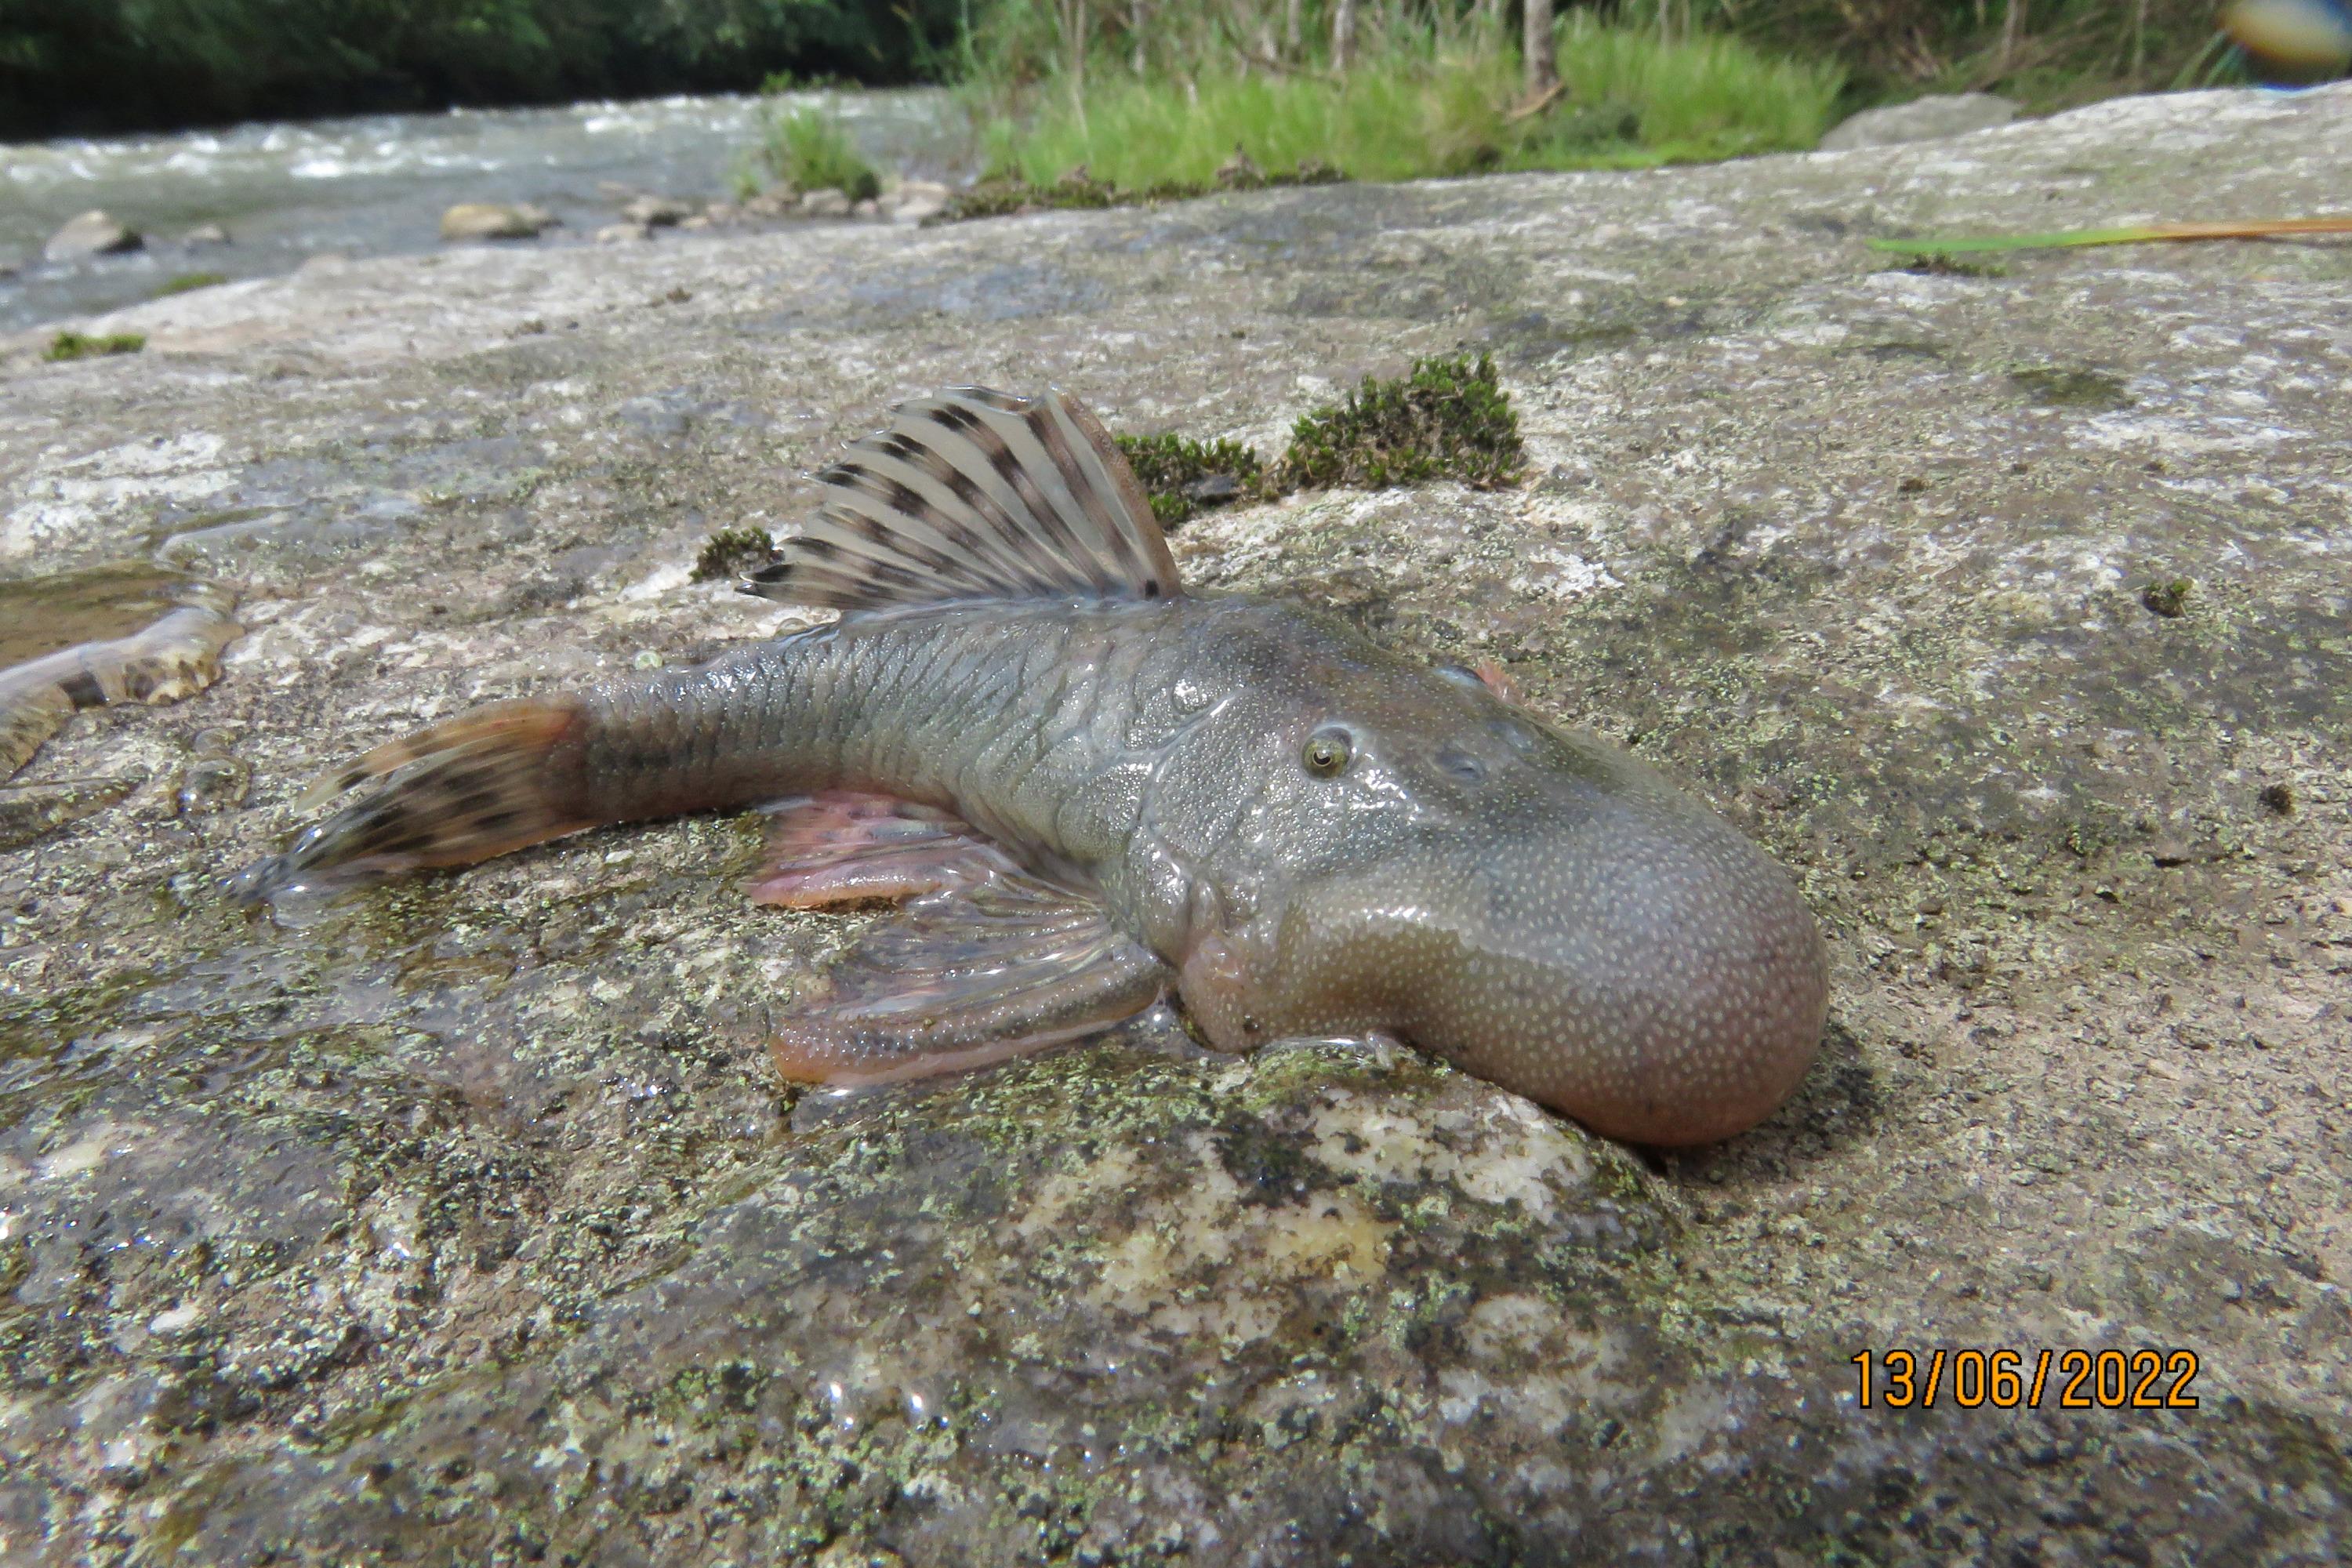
[1281, 804, 1828, 1147]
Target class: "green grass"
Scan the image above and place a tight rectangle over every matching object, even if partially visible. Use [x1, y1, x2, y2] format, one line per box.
[1547, 16, 1847, 161]
[753, 102, 881, 199]
[154, 271, 229, 296]
[978, 24, 1842, 192]
[44, 331, 147, 362]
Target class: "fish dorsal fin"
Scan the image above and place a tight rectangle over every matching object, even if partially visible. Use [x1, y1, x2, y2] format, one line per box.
[744, 387, 1183, 612]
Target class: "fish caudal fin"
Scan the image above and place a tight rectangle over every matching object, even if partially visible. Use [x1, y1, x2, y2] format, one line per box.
[228, 697, 598, 904]
[745, 387, 1183, 613]
[753, 793, 1172, 1084]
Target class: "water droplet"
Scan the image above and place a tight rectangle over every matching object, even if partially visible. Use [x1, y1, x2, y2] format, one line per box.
[176, 755, 250, 815]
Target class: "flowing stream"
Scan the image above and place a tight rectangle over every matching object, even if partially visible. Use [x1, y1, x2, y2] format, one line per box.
[0, 89, 971, 333]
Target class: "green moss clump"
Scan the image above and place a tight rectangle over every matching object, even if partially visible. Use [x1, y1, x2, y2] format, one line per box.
[156, 271, 229, 296]
[1107, 353, 1527, 521]
[938, 159, 1348, 223]
[691, 527, 777, 583]
[1274, 352, 1524, 492]
[2009, 365, 2130, 409]
[45, 330, 147, 362]
[1901, 252, 2008, 278]
[2140, 577, 2193, 619]
[1112, 432, 1267, 528]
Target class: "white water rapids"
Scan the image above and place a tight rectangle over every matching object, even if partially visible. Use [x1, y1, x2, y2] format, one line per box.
[1, 89, 970, 332]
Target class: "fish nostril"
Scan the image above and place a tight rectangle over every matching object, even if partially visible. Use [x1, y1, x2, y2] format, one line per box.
[1436, 745, 1485, 782]
[1493, 719, 1542, 757]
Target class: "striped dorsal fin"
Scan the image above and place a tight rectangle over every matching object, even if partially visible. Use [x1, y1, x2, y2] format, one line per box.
[743, 387, 1183, 612]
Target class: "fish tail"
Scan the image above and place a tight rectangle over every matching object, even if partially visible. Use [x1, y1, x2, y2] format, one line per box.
[230, 697, 600, 903]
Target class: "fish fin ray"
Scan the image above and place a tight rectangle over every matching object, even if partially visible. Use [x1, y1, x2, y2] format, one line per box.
[748, 791, 1019, 908]
[767, 822, 1171, 1083]
[228, 697, 595, 904]
[744, 387, 1182, 612]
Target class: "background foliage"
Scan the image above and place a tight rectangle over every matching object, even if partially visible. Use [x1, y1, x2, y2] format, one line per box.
[0, 0, 962, 139]
[961, 0, 2242, 110]
[0, 0, 2252, 141]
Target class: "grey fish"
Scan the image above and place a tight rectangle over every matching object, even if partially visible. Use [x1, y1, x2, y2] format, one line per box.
[234, 388, 1826, 1145]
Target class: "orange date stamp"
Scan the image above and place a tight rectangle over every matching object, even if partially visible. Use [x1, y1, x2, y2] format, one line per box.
[1851, 1348, 2201, 1410]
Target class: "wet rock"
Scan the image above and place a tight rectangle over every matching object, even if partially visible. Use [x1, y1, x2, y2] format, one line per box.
[742, 186, 801, 219]
[800, 188, 853, 219]
[596, 222, 653, 245]
[884, 180, 953, 225]
[182, 223, 233, 248]
[3, 82, 2352, 1564]
[42, 209, 143, 262]
[621, 195, 695, 228]
[852, 198, 882, 220]
[437, 201, 557, 241]
[1820, 91, 2020, 150]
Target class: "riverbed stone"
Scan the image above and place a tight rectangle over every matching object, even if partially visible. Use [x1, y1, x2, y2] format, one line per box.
[182, 223, 233, 248]
[439, 201, 557, 241]
[41, 210, 143, 262]
[2, 83, 2350, 1564]
[1819, 90, 2020, 150]
[622, 195, 695, 228]
[801, 188, 854, 218]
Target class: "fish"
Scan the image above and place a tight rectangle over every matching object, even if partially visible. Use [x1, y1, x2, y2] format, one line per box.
[1, 593, 241, 783]
[231, 387, 1827, 1146]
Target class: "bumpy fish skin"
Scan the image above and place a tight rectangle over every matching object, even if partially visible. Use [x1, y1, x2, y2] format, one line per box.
[238, 390, 1825, 1146]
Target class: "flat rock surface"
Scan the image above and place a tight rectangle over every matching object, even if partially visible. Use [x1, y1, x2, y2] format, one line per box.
[1818, 90, 2019, 150]
[2, 85, 2350, 1565]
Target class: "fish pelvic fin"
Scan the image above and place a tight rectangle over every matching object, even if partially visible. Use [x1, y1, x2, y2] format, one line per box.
[748, 791, 1022, 909]
[227, 696, 597, 905]
[744, 387, 1184, 613]
[753, 792, 1172, 1084]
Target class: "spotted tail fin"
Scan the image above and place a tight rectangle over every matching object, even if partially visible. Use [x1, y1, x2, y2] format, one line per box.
[228, 697, 597, 904]
[744, 387, 1182, 613]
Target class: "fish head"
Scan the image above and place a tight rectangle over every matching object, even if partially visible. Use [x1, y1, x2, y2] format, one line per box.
[1176, 655, 1828, 1147]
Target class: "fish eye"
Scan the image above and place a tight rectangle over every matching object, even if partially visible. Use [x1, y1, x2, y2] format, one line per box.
[1301, 726, 1353, 778]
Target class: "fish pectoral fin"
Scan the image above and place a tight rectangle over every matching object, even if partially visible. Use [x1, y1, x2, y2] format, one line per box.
[769, 867, 1172, 1086]
[747, 791, 1021, 908]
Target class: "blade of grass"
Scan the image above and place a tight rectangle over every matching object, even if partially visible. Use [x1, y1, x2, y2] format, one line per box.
[1869, 215, 2352, 253]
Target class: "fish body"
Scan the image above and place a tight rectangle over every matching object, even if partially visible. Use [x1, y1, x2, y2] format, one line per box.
[1, 597, 240, 782]
[238, 389, 1826, 1146]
